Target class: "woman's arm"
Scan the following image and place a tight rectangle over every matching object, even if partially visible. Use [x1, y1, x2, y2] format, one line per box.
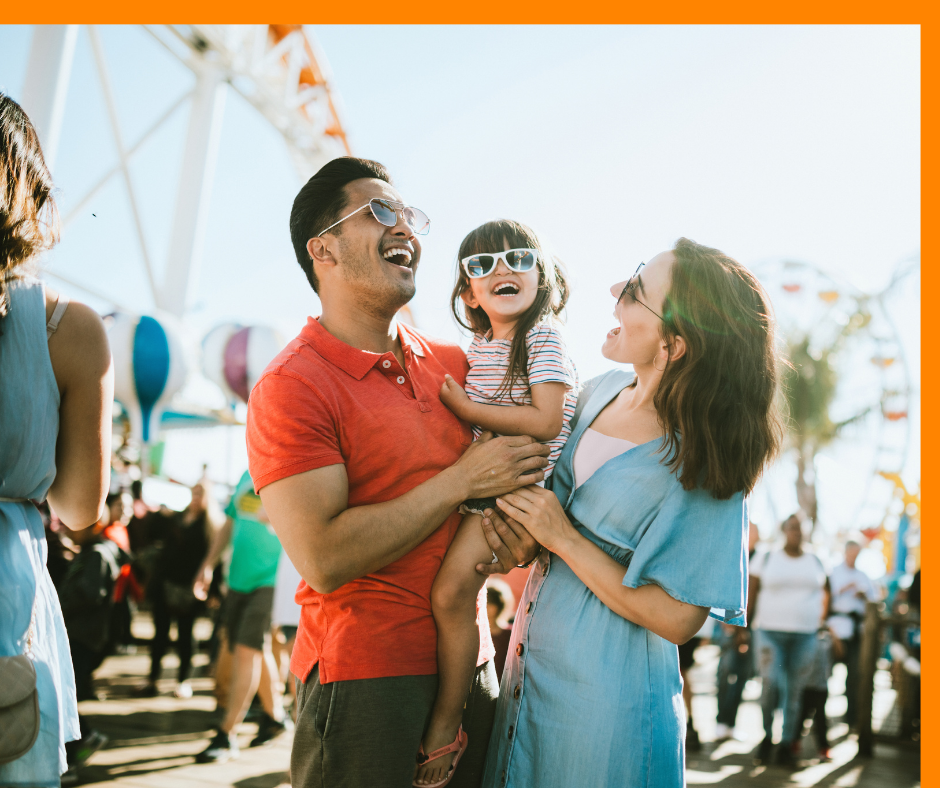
[495, 486, 709, 644]
[46, 299, 114, 530]
[440, 376, 566, 442]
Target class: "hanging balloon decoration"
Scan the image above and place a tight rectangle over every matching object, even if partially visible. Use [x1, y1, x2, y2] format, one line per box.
[201, 324, 286, 404]
[107, 312, 189, 445]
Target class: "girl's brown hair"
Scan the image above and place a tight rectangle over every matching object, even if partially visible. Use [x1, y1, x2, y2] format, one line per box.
[451, 219, 569, 401]
[0, 93, 59, 324]
[654, 237, 783, 499]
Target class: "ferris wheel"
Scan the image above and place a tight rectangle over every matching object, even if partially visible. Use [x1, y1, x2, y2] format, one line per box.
[14, 24, 356, 456]
[751, 258, 915, 537]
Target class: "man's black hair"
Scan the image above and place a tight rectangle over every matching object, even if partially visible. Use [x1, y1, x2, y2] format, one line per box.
[289, 157, 392, 294]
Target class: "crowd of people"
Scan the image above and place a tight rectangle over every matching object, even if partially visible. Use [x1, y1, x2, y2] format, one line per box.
[0, 91, 918, 788]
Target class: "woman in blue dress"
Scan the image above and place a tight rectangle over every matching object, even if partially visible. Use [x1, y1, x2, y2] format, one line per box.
[0, 94, 113, 787]
[480, 238, 783, 787]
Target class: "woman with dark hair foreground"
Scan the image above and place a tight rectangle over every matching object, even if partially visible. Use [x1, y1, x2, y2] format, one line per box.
[0, 93, 113, 786]
[480, 239, 783, 787]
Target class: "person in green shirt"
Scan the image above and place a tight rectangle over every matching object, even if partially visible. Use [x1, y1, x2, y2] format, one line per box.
[193, 470, 288, 762]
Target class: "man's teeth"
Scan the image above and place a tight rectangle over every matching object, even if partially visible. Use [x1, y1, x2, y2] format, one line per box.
[383, 248, 412, 265]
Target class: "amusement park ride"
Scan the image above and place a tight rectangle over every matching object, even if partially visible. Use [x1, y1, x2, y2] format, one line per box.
[18, 24, 351, 452]
[754, 258, 919, 575]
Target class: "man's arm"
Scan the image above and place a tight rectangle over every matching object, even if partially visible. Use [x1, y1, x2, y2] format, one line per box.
[260, 433, 550, 594]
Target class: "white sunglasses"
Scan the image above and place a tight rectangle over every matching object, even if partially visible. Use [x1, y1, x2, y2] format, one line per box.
[460, 248, 539, 279]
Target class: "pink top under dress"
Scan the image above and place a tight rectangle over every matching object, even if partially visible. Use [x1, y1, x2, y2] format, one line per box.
[573, 427, 636, 489]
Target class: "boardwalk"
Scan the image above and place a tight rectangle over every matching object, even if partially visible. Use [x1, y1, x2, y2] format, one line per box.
[67, 625, 919, 788]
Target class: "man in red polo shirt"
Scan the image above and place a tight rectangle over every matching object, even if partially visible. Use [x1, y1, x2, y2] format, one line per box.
[245, 157, 547, 788]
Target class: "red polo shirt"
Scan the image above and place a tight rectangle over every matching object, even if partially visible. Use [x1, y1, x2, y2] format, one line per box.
[246, 317, 495, 683]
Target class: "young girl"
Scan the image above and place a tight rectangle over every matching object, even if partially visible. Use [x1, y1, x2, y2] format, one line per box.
[414, 220, 577, 787]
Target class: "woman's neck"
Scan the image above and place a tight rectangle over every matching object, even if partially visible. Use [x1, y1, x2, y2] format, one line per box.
[783, 544, 803, 557]
[625, 364, 664, 413]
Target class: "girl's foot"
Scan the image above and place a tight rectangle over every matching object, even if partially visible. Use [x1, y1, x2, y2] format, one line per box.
[414, 722, 465, 786]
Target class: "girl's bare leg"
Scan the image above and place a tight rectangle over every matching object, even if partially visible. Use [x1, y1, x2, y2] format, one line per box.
[415, 513, 494, 786]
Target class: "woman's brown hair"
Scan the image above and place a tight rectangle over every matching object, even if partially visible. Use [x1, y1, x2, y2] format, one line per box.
[654, 237, 783, 499]
[451, 219, 570, 401]
[0, 93, 59, 324]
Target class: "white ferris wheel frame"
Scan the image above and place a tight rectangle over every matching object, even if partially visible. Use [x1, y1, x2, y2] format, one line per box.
[18, 23, 350, 318]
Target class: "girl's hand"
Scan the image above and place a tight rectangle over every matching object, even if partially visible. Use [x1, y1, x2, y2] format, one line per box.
[440, 374, 472, 417]
[495, 485, 578, 556]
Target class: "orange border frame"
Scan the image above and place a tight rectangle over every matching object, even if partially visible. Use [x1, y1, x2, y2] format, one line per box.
[4, 8, 929, 781]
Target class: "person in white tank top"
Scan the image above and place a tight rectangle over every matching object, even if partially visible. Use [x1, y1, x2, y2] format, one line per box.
[748, 514, 829, 765]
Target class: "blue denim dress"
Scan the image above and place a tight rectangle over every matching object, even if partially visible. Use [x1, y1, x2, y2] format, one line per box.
[0, 279, 80, 787]
[482, 370, 748, 788]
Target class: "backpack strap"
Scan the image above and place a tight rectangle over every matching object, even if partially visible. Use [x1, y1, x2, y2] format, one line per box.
[46, 293, 69, 340]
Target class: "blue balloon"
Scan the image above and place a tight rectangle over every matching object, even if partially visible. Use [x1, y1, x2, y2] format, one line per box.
[132, 316, 170, 442]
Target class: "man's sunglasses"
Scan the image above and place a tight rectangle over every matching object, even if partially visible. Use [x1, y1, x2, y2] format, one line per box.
[618, 263, 667, 322]
[460, 248, 538, 279]
[317, 198, 430, 238]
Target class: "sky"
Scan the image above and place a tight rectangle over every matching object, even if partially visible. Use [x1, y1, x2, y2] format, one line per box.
[0, 25, 921, 559]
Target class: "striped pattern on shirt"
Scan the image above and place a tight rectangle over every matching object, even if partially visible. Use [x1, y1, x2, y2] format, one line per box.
[465, 323, 578, 477]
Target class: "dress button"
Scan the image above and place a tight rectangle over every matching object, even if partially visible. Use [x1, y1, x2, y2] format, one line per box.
[508, 725, 513, 739]
[501, 770, 507, 784]
[397, 375, 406, 384]
[516, 643, 524, 656]
[513, 685, 521, 699]
[525, 602, 533, 614]
[382, 359, 391, 368]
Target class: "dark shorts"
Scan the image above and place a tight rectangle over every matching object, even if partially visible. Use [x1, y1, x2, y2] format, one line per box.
[292, 660, 498, 788]
[224, 586, 274, 652]
[678, 636, 702, 672]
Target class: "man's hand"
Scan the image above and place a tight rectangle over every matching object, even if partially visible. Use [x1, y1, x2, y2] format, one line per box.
[475, 507, 542, 576]
[453, 432, 550, 500]
[193, 564, 213, 601]
[440, 374, 472, 419]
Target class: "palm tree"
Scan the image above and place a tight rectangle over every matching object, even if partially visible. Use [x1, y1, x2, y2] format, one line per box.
[781, 305, 873, 532]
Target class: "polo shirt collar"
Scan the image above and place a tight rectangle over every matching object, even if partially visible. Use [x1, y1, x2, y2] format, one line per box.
[303, 316, 424, 381]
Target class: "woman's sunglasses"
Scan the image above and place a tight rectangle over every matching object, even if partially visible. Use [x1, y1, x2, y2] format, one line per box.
[460, 248, 538, 279]
[317, 198, 430, 237]
[618, 262, 667, 322]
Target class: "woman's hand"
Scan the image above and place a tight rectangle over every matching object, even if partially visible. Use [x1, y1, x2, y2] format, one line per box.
[440, 374, 472, 419]
[475, 507, 542, 576]
[495, 485, 578, 556]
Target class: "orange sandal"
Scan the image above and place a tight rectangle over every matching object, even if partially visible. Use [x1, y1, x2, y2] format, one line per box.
[413, 726, 469, 788]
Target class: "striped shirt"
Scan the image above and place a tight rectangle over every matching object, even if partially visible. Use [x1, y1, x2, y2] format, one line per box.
[465, 323, 578, 477]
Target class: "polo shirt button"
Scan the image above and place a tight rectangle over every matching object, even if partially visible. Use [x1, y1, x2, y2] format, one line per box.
[513, 685, 521, 699]
[516, 643, 524, 656]
[525, 602, 533, 614]
[397, 376, 406, 384]
[382, 360, 391, 368]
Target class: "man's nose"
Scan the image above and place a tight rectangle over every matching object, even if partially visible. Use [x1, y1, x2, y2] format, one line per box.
[391, 211, 415, 239]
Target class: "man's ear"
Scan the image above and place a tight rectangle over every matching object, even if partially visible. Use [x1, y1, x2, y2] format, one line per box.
[306, 237, 337, 269]
[667, 334, 687, 361]
[460, 288, 479, 309]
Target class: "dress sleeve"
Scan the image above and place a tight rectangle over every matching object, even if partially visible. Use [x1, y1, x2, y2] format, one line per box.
[246, 371, 345, 492]
[526, 324, 577, 388]
[621, 485, 750, 626]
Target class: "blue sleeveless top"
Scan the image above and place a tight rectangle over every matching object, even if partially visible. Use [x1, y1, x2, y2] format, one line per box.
[0, 277, 80, 786]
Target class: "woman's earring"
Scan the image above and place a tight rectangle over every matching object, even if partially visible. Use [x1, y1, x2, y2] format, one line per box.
[653, 355, 667, 373]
